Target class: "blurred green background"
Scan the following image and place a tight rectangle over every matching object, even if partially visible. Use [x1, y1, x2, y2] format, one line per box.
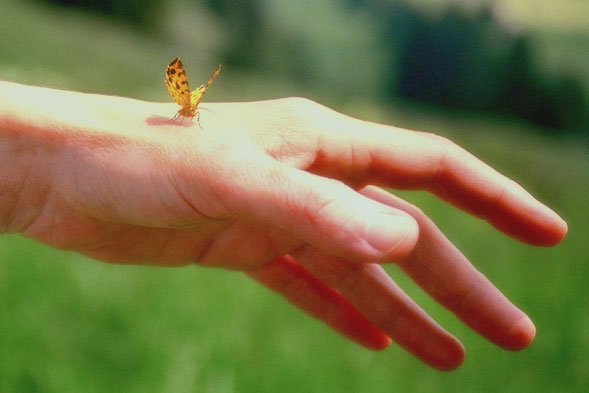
[0, 0, 587, 392]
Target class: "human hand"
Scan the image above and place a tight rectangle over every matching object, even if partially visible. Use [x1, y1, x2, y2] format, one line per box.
[0, 82, 567, 370]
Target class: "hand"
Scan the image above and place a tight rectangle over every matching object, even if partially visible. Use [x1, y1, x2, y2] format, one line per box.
[0, 81, 567, 370]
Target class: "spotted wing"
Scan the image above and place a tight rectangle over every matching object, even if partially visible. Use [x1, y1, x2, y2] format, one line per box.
[165, 57, 191, 109]
[190, 86, 206, 110]
[190, 64, 221, 110]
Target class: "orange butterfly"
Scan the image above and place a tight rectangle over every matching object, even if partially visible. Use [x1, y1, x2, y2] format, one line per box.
[165, 58, 221, 123]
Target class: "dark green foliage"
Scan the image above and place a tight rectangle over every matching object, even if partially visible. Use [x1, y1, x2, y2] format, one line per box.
[37, 0, 165, 30]
[201, 0, 265, 68]
[379, 3, 587, 133]
[199, 0, 587, 134]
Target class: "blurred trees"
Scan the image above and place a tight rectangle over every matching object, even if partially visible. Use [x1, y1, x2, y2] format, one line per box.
[36, 0, 164, 30]
[35, 0, 588, 134]
[201, 0, 265, 68]
[379, 2, 586, 132]
[201, 0, 586, 133]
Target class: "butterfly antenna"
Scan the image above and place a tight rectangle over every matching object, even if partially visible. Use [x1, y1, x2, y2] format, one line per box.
[199, 106, 214, 114]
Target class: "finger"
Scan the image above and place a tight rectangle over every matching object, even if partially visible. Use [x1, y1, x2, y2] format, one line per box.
[293, 246, 466, 371]
[286, 103, 567, 246]
[361, 186, 536, 350]
[247, 256, 391, 350]
[208, 145, 419, 263]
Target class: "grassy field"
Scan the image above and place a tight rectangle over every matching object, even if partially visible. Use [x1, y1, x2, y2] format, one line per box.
[1, 1, 588, 392]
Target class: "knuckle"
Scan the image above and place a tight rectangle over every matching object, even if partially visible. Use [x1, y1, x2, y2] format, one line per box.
[282, 96, 320, 112]
[425, 133, 454, 151]
[281, 272, 312, 301]
[303, 248, 364, 293]
[425, 133, 460, 167]
[445, 281, 479, 315]
[270, 96, 325, 123]
[332, 263, 365, 293]
[297, 183, 336, 234]
[427, 135, 456, 187]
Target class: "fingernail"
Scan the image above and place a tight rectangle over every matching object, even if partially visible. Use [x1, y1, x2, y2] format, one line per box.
[366, 213, 418, 257]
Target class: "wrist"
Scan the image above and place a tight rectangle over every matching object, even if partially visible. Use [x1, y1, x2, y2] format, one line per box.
[0, 82, 52, 234]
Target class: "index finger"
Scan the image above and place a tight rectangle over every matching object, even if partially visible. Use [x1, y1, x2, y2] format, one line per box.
[289, 101, 567, 246]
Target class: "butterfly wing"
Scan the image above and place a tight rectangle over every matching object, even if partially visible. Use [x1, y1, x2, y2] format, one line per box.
[165, 57, 191, 109]
[190, 85, 206, 110]
[190, 64, 221, 110]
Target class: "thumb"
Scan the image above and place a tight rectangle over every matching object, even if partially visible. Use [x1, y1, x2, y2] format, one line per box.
[221, 157, 419, 262]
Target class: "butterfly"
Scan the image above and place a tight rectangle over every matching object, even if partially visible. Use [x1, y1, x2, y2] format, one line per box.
[165, 57, 221, 123]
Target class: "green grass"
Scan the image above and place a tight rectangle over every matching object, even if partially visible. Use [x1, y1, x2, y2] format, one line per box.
[1, 1, 588, 392]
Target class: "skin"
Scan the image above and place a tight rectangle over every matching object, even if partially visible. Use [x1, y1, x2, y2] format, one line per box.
[0, 81, 567, 370]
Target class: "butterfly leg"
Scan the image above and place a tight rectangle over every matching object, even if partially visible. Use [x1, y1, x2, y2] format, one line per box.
[193, 111, 203, 129]
[167, 111, 181, 123]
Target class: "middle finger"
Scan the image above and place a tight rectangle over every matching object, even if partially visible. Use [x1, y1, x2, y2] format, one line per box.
[360, 186, 536, 350]
[292, 245, 466, 370]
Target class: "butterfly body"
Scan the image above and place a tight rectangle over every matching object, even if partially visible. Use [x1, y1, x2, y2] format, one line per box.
[165, 58, 221, 121]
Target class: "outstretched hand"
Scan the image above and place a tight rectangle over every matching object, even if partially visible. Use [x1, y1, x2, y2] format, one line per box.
[0, 82, 567, 370]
